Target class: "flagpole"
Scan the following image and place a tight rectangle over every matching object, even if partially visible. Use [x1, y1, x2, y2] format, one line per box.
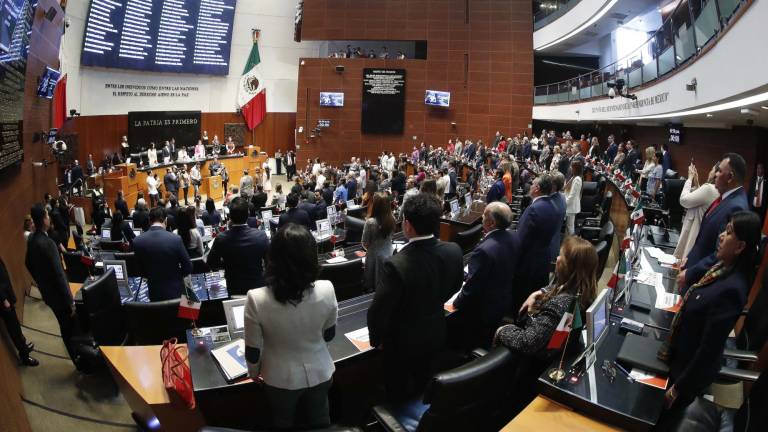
[548, 290, 582, 382]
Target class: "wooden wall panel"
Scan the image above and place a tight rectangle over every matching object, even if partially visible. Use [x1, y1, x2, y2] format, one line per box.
[296, 0, 533, 166]
[0, 1, 63, 431]
[61, 112, 297, 165]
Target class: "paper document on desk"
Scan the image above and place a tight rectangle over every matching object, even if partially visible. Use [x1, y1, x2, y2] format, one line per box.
[345, 327, 371, 352]
[326, 256, 348, 264]
[629, 368, 669, 390]
[210, 339, 248, 382]
[653, 273, 681, 311]
[444, 290, 461, 313]
[640, 253, 655, 273]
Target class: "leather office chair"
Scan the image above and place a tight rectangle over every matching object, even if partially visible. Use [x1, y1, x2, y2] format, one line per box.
[594, 241, 609, 281]
[113, 252, 142, 278]
[600, 220, 615, 246]
[318, 258, 364, 301]
[599, 191, 613, 226]
[372, 347, 515, 432]
[577, 181, 599, 217]
[663, 178, 685, 227]
[259, 204, 278, 214]
[191, 256, 210, 274]
[63, 251, 91, 283]
[346, 206, 367, 220]
[99, 240, 125, 252]
[344, 216, 365, 245]
[82, 268, 127, 346]
[124, 299, 189, 344]
[453, 224, 483, 254]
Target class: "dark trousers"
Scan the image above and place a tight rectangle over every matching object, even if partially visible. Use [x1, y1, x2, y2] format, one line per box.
[287, 165, 295, 179]
[0, 305, 29, 358]
[276, 159, 282, 175]
[149, 193, 158, 208]
[182, 187, 189, 205]
[382, 349, 435, 402]
[263, 379, 332, 430]
[51, 305, 79, 367]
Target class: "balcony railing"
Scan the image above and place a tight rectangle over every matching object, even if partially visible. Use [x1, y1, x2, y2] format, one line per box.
[534, 1, 583, 30]
[534, 0, 749, 105]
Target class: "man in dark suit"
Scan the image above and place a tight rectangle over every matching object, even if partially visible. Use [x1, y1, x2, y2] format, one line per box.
[206, 197, 269, 295]
[557, 147, 572, 176]
[346, 174, 358, 200]
[513, 173, 562, 314]
[161, 141, 171, 161]
[453, 202, 519, 349]
[748, 162, 767, 221]
[321, 182, 334, 206]
[604, 135, 618, 164]
[25, 204, 79, 368]
[132, 207, 192, 301]
[1, 257, 37, 366]
[115, 191, 129, 218]
[623, 140, 641, 176]
[485, 169, 506, 203]
[70, 160, 84, 195]
[278, 193, 313, 231]
[251, 184, 268, 209]
[168, 139, 177, 161]
[298, 194, 322, 224]
[368, 193, 463, 401]
[463, 140, 477, 160]
[548, 172, 567, 262]
[679, 153, 749, 290]
[661, 143, 672, 177]
[163, 168, 178, 198]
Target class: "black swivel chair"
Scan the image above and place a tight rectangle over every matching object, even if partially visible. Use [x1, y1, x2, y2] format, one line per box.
[191, 256, 211, 274]
[99, 240, 125, 252]
[81, 268, 127, 346]
[453, 224, 483, 254]
[599, 191, 613, 226]
[346, 206, 367, 220]
[663, 178, 685, 227]
[344, 216, 365, 245]
[124, 299, 189, 345]
[372, 347, 516, 432]
[594, 240, 609, 281]
[577, 181, 600, 218]
[63, 251, 91, 283]
[318, 258, 364, 301]
[600, 220, 615, 246]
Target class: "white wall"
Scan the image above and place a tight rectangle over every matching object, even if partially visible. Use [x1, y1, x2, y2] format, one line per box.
[60, 0, 321, 115]
[533, 0, 616, 50]
[533, 0, 768, 122]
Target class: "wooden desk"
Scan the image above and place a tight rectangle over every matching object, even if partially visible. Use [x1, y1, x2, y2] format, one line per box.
[502, 396, 619, 432]
[101, 345, 205, 432]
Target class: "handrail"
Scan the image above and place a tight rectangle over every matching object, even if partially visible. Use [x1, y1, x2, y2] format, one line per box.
[534, 0, 749, 105]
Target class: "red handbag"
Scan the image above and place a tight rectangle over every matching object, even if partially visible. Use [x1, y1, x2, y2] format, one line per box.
[160, 338, 196, 409]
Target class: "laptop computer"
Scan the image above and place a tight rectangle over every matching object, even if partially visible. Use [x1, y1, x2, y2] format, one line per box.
[223, 298, 247, 339]
[616, 333, 670, 375]
[102, 259, 132, 298]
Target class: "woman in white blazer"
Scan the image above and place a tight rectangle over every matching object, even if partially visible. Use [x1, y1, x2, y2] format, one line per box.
[564, 159, 583, 235]
[673, 164, 719, 262]
[244, 223, 338, 429]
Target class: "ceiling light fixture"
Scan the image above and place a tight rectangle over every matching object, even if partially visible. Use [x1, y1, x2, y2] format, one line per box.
[761, 105, 768, 110]
[535, 0, 619, 51]
[607, 90, 768, 121]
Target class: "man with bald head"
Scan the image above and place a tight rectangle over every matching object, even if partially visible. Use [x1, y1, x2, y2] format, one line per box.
[452, 202, 520, 349]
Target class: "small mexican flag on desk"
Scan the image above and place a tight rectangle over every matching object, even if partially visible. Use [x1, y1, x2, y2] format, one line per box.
[238, 30, 267, 130]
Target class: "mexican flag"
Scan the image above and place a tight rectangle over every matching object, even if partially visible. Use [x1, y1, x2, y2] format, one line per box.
[607, 254, 627, 289]
[631, 207, 645, 225]
[621, 231, 631, 251]
[546, 301, 582, 350]
[238, 32, 267, 130]
[178, 284, 201, 321]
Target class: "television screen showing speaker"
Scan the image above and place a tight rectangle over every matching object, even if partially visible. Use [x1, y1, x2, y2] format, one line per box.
[425, 90, 450, 107]
[37, 67, 61, 99]
[319, 92, 344, 107]
[80, 0, 238, 75]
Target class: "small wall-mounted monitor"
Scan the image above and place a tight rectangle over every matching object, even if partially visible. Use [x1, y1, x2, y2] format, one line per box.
[586, 288, 611, 346]
[425, 90, 450, 107]
[37, 67, 61, 99]
[320, 92, 344, 107]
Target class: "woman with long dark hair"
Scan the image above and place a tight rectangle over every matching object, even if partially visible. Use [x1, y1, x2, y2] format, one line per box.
[244, 224, 338, 429]
[174, 207, 203, 258]
[109, 211, 135, 244]
[660, 211, 761, 416]
[362, 193, 395, 292]
[201, 198, 221, 226]
[495, 236, 598, 357]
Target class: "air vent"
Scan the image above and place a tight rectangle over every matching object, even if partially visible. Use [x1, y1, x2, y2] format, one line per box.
[609, 12, 628, 20]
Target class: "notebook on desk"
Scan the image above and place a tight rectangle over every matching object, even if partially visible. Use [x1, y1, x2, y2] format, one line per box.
[616, 333, 669, 376]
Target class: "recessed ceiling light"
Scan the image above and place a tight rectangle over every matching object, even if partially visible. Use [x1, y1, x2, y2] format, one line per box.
[761, 105, 768, 110]
[706, 114, 714, 117]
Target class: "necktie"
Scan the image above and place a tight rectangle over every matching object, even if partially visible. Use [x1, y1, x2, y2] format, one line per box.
[706, 196, 722, 217]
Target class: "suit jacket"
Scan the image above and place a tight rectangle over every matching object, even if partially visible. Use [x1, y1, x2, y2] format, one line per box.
[669, 270, 748, 398]
[251, 192, 268, 209]
[623, 149, 641, 174]
[163, 173, 178, 194]
[0, 258, 17, 305]
[486, 179, 506, 203]
[514, 196, 562, 295]
[605, 143, 618, 164]
[748, 176, 768, 217]
[662, 151, 672, 176]
[368, 237, 463, 358]
[244, 280, 337, 389]
[346, 178, 358, 199]
[132, 209, 150, 232]
[454, 230, 520, 326]
[25, 232, 72, 310]
[278, 208, 313, 231]
[298, 201, 323, 224]
[207, 225, 269, 295]
[464, 143, 476, 160]
[684, 188, 748, 287]
[115, 198, 129, 218]
[548, 192, 567, 262]
[132, 226, 192, 301]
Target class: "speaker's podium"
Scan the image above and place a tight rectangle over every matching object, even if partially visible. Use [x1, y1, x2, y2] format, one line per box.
[103, 163, 140, 212]
[203, 175, 223, 201]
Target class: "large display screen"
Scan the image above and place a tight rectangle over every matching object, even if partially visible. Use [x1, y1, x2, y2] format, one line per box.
[425, 90, 450, 107]
[81, 0, 238, 76]
[0, 0, 33, 174]
[37, 66, 61, 99]
[362, 68, 406, 135]
[319, 92, 344, 107]
[127, 111, 202, 152]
